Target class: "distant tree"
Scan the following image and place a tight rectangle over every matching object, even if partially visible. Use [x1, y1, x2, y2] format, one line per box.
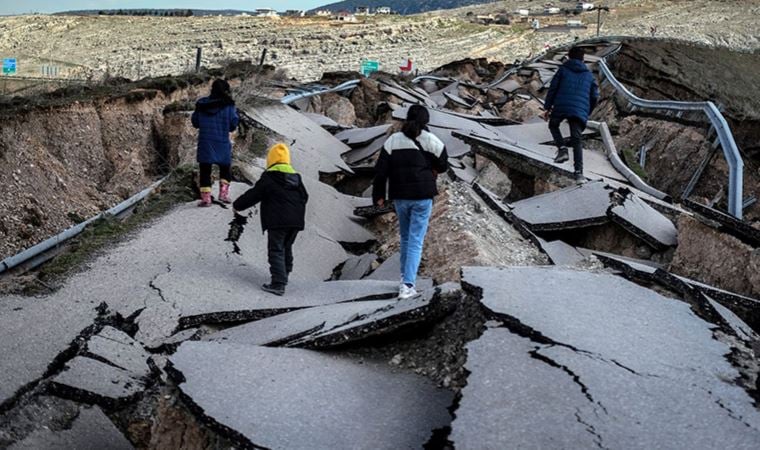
[98, 10, 105, 15]
[186, 9, 194, 17]
[117, 9, 124, 15]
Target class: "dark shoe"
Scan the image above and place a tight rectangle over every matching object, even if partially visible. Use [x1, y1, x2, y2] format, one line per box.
[262, 283, 285, 296]
[554, 148, 570, 164]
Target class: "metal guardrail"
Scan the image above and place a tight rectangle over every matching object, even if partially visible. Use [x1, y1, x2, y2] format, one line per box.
[280, 79, 360, 105]
[0, 177, 167, 275]
[596, 59, 744, 219]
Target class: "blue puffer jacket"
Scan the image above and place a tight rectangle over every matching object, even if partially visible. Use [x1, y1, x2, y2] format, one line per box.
[544, 59, 599, 123]
[191, 97, 240, 165]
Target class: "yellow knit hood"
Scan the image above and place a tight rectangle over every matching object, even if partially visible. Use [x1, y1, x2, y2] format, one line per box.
[266, 143, 291, 169]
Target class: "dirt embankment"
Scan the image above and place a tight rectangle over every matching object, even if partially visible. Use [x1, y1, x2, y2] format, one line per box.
[0, 68, 265, 261]
[610, 39, 760, 159]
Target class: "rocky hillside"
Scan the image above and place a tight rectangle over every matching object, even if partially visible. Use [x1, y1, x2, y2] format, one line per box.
[0, 1, 757, 82]
[313, 0, 500, 14]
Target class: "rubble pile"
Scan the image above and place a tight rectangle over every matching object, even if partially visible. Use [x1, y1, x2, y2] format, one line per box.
[2, 36, 760, 449]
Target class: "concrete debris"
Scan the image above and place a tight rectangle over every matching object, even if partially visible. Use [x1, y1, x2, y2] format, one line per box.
[169, 342, 454, 450]
[367, 252, 401, 281]
[339, 253, 377, 281]
[8, 406, 133, 450]
[49, 357, 146, 408]
[206, 300, 397, 347]
[459, 266, 760, 448]
[84, 327, 151, 378]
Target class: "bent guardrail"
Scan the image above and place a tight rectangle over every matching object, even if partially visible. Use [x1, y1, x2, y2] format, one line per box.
[596, 59, 744, 219]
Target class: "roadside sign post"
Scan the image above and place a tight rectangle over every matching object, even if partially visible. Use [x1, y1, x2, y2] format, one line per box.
[3, 58, 17, 75]
[399, 58, 414, 73]
[360, 60, 380, 77]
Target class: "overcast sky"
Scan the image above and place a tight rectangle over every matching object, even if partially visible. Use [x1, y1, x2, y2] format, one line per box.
[1, 1, 328, 15]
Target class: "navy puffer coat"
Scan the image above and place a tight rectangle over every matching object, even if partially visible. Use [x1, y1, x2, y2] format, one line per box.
[191, 97, 240, 165]
[544, 59, 599, 123]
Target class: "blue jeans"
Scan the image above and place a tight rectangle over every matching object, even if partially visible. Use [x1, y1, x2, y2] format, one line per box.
[395, 199, 434, 287]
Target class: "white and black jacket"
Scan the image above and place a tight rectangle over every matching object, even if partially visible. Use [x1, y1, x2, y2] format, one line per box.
[372, 130, 449, 202]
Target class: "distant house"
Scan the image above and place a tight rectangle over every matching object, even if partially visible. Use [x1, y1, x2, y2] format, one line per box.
[355, 6, 371, 15]
[376, 7, 392, 15]
[544, 7, 561, 15]
[333, 11, 357, 22]
[255, 8, 279, 17]
[314, 10, 332, 17]
[283, 10, 306, 17]
[577, 2, 595, 11]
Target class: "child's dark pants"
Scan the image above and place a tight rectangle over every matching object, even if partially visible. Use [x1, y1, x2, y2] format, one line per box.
[267, 229, 299, 287]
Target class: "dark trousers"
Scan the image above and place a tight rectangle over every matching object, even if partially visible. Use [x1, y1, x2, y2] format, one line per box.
[267, 229, 299, 286]
[199, 163, 232, 189]
[549, 116, 585, 175]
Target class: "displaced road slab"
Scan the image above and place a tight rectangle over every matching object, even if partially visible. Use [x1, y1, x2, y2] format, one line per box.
[49, 357, 145, 407]
[206, 299, 396, 347]
[459, 266, 760, 447]
[84, 327, 151, 378]
[169, 342, 453, 450]
[451, 328, 599, 449]
[511, 181, 611, 231]
[610, 193, 678, 248]
[291, 289, 442, 349]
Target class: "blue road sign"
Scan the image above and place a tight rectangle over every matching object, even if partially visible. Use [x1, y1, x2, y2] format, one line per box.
[3, 58, 17, 75]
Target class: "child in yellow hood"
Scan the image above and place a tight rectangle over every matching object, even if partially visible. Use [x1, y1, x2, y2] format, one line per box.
[233, 143, 309, 296]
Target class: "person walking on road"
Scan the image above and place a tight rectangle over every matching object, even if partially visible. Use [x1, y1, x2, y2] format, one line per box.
[233, 143, 309, 296]
[192, 79, 239, 206]
[543, 46, 599, 183]
[373, 105, 449, 300]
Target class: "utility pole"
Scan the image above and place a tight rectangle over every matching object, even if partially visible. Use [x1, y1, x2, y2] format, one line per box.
[594, 6, 610, 37]
[259, 48, 268, 67]
[195, 47, 202, 72]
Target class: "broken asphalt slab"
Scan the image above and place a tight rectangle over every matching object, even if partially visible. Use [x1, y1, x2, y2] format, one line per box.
[169, 342, 454, 450]
[457, 266, 760, 447]
[510, 181, 612, 231]
[609, 192, 678, 249]
[338, 253, 377, 280]
[206, 300, 397, 347]
[84, 327, 151, 378]
[239, 102, 352, 177]
[8, 405, 133, 450]
[290, 288, 445, 349]
[49, 357, 146, 408]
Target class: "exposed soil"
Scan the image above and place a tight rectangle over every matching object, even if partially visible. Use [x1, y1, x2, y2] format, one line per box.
[0, 65, 271, 262]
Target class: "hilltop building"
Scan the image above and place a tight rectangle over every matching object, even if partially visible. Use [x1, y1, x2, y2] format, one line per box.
[355, 6, 371, 16]
[284, 10, 306, 17]
[333, 11, 358, 22]
[255, 8, 279, 18]
[314, 10, 332, 17]
[376, 7, 392, 15]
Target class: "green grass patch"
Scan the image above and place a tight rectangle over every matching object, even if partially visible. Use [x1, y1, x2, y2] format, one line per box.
[26, 165, 197, 291]
[621, 148, 649, 181]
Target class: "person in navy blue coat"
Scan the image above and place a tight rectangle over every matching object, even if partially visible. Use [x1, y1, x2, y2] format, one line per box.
[191, 79, 240, 206]
[543, 46, 599, 183]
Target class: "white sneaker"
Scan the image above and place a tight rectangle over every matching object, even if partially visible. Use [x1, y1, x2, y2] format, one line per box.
[398, 284, 418, 300]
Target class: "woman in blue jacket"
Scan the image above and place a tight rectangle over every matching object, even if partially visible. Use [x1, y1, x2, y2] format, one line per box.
[191, 79, 240, 206]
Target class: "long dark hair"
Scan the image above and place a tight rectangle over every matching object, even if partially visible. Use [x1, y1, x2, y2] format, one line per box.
[402, 105, 430, 140]
[210, 79, 234, 105]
